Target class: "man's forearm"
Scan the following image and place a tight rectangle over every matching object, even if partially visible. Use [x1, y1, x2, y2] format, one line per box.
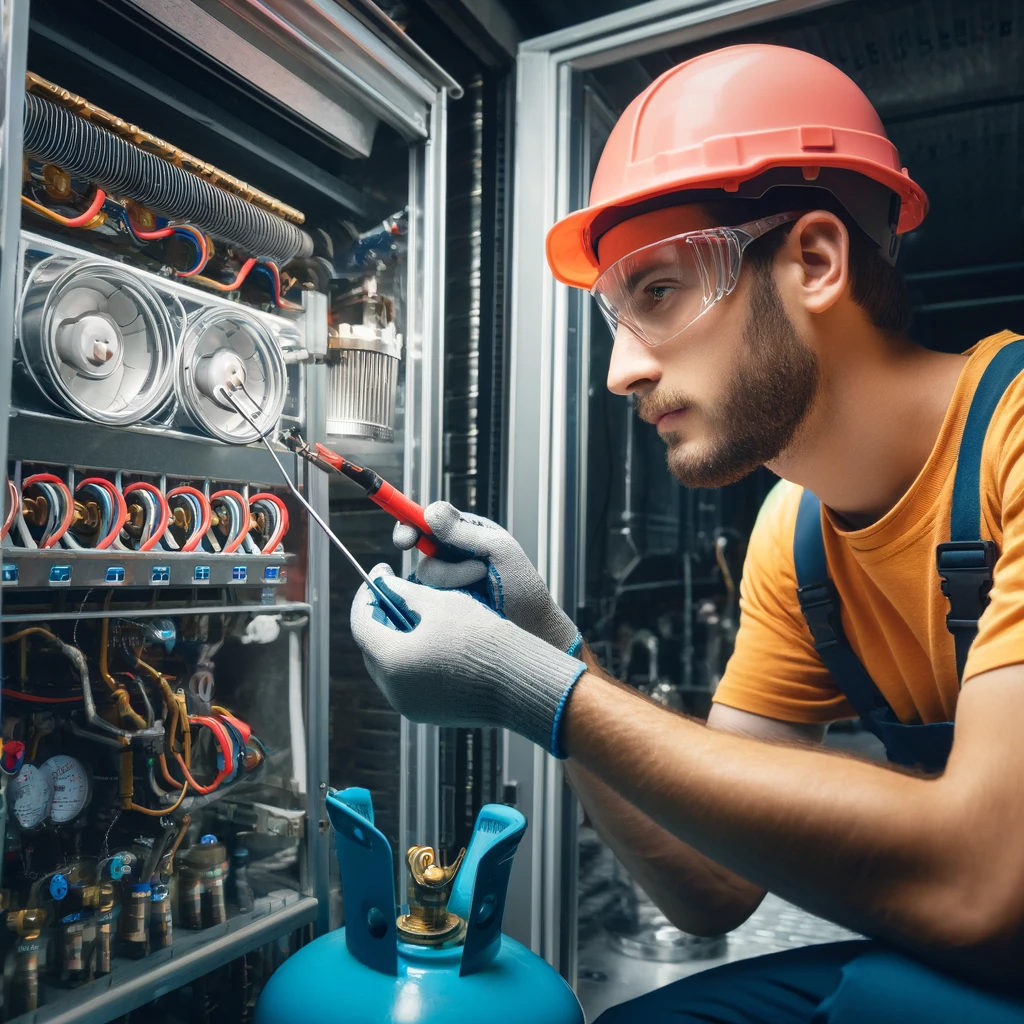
[567, 761, 765, 934]
[562, 669, 1024, 983]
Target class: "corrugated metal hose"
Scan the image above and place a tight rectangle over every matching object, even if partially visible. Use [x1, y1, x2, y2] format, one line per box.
[23, 94, 313, 264]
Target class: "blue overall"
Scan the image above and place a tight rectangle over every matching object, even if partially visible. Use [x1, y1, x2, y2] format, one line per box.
[596, 340, 1024, 1023]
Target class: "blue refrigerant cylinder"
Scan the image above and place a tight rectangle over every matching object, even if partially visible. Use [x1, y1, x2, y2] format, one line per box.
[255, 788, 583, 1024]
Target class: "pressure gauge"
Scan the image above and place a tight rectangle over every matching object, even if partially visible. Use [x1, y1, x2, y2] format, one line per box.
[10, 764, 53, 829]
[42, 755, 90, 824]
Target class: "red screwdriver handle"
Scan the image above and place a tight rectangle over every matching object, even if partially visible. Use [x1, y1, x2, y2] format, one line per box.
[369, 480, 441, 558]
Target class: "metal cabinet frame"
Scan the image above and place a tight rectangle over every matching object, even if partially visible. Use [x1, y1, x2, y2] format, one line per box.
[506, 0, 843, 980]
[0, 0, 454, 1016]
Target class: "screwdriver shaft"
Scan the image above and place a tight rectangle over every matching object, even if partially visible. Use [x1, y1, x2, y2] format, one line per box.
[219, 387, 411, 625]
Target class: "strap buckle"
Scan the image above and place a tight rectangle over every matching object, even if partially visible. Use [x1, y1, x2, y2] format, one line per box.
[796, 579, 843, 650]
[935, 540, 996, 633]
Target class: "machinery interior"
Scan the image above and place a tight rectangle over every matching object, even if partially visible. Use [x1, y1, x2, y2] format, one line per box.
[0, 0, 1016, 1021]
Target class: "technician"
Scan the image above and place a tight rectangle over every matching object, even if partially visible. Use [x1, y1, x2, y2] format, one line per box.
[351, 45, 1024, 1022]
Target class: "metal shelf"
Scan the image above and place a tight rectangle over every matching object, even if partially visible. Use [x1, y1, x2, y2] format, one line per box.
[8, 411, 301, 486]
[0, 602, 312, 624]
[9, 892, 318, 1024]
[0, 550, 293, 590]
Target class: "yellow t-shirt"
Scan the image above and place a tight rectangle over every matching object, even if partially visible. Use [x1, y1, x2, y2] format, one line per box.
[713, 330, 1024, 726]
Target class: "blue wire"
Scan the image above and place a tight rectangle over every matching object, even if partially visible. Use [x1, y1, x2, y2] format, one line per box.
[120, 210, 204, 274]
[252, 264, 278, 303]
[173, 228, 206, 274]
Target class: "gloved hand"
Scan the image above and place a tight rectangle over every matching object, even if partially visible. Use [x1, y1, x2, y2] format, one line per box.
[350, 563, 586, 757]
[393, 502, 582, 655]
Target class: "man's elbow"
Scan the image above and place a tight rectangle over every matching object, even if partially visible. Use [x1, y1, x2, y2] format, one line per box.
[914, 870, 1024, 983]
[659, 889, 765, 938]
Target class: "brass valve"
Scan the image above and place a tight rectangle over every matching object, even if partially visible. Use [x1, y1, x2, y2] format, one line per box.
[97, 882, 115, 915]
[172, 505, 192, 531]
[21, 495, 48, 527]
[123, 502, 145, 537]
[72, 500, 101, 531]
[8, 908, 46, 941]
[396, 845, 467, 947]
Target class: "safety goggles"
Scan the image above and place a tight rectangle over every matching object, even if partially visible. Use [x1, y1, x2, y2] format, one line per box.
[591, 211, 801, 348]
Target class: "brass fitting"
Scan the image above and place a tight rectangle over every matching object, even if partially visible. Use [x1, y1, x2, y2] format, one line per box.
[396, 846, 467, 947]
[73, 500, 101, 531]
[125, 199, 155, 230]
[8, 908, 46, 940]
[21, 495, 48, 527]
[42, 164, 71, 199]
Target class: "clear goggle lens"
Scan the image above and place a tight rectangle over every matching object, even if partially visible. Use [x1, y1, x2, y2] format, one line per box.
[591, 212, 800, 348]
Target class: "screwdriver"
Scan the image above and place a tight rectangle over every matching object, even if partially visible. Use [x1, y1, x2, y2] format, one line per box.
[217, 385, 417, 633]
[282, 428, 468, 563]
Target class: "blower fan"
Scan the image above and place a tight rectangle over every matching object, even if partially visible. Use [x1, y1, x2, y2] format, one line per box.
[18, 256, 175, 425]
[175, 307, 287, 444]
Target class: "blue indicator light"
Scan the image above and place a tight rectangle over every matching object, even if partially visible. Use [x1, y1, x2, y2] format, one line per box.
[1, 564, 18, 584]
[49, 565, 71, 584]
[193, 565, 211, 582]
[263, 566, 281, 582]
[151, 565, 170, 584]
[231, 566, 247, 582]
[105, 567, 125, 583]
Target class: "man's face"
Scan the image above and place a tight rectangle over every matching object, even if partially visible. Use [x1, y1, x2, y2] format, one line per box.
[606, 232, 820, 489]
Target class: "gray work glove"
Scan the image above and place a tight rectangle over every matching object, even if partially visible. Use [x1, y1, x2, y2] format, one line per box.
[350, 563, 586, 757]
[393, 502, 582, 656]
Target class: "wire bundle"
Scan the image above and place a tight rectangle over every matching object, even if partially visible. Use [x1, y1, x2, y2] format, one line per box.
[23, 94, 313, 263]
[163, 486, 212, 552]
[246, 493, 289, 554]
[121, 482, 170, 552]
[207, 489, 249, 553]
[16, 473, 74, 549]
[120, 209, 209, 278]
[64, 477, 128, 550]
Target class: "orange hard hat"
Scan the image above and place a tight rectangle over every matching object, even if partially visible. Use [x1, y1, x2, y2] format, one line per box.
[546, 44, 928, 290]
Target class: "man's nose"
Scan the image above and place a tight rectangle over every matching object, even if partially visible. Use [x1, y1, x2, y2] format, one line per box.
[606, 324, 661, 396]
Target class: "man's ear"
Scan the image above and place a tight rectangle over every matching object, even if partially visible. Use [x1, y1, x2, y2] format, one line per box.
[779, 210, 849, 315]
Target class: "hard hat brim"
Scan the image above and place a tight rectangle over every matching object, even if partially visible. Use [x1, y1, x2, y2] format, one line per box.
[546, 157, 928, 290]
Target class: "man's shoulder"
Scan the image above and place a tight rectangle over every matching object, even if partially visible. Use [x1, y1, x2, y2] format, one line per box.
[746, 479, 803, 575]
[753, 478, 802, 536]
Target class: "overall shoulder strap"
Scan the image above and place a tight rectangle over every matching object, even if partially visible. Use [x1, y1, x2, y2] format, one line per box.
[938, 338, 1024, 680]
[793, 488, 890, 721]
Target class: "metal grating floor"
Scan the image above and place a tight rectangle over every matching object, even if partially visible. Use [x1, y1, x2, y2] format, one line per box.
[577, 730, 881, 1021]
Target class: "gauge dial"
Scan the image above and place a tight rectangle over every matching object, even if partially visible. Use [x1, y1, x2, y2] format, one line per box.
[42, 754, 90, 824]
[10, 764, 53, 829]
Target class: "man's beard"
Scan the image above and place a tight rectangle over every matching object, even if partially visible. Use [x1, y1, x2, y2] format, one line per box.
[636, 266, 820, 489]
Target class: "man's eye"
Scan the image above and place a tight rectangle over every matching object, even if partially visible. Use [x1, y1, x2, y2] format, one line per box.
[647, 284, 672, 303]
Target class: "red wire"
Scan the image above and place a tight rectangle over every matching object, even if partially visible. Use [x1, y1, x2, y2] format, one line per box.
[22, 473, 75, 548]
[165, 486, 212, 552]
[76, 477, 129, 550]
[127, 216, 175, 240]
[2, 689, 82, 704]
[197, 257, 256, 292]
[209, 489, 250, 553]
[248, 492, 289, 553]
[61, 189, 107, 227]
[171, 715, 235, 794]
[2, 479, 18, 540]
[122, 482, 171, 552]
[262, 261, 304, 311]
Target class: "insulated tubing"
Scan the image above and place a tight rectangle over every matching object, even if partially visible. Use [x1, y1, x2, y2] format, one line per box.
[23, 95, 313, 263]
